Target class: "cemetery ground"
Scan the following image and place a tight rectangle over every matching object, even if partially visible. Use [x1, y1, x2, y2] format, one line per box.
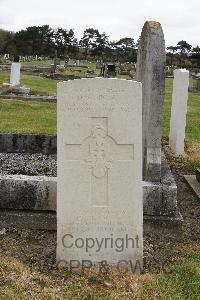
[0, 154, 199, 300]
[0, 74, 199, 299]
[0, 76, 199, 141]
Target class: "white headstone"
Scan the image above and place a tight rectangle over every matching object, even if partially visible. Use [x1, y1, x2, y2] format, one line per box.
[57, 78, 143, 269]
[10, 62, 21, 86]
[169, 69, 189, 155]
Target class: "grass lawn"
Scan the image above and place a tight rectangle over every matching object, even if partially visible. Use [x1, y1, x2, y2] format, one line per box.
[0, 100, 56, 134]
[142, 251, 200, 300]
[0, 241, 199, 299]
[20, 75, 59, 94]
[0, 71, 59, 94]
[0, 77, 199, 140]
[21, 59, 53, 66]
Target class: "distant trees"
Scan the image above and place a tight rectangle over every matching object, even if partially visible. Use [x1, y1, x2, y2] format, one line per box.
[113, 38, 136, 62]
[93, 32, 109, 59]
[0, 29, 15, 54]
[0, 25, 137, 62]
[79, 28, 109, 59]
[0, 25, 199, 67]
[0, 29, 10, 53]
[54, 28, 78, 57]
[166, 46, 179, 66]
[79, 28, 99, 58]
[166, 40, 199, 68]
[177, 40, 192, 55]
[12, 25, 54, 56]
[191, 46, 200, 67]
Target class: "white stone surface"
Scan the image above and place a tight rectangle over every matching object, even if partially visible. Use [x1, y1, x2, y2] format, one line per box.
[169, 69, 189, 155]
[57, 78, 143, 267]
[10, 62, 21, 86]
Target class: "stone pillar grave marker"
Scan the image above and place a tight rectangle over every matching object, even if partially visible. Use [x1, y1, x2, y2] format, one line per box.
[169, 69, 189, 155]
[136, 21, 166, 182]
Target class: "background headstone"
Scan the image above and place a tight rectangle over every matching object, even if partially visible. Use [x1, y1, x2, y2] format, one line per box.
[169, 69, 189, 155]
[13, 55, 20, 63]
[96, 62, 103, 69]
[10, 62, 21, 86]
[136, 21, 166, 182]
[57, 78, 143, 267]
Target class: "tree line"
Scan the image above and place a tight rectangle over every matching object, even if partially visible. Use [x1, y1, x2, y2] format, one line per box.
[0, 25, 199, 66]
[0, 25, 137, 62]
[167, 41, 200, 68]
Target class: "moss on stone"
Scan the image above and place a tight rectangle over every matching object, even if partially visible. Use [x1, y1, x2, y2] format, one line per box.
[144, 21, 161, 30]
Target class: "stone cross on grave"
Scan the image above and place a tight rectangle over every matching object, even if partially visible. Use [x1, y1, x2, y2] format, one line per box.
[65, 117, 134, 206]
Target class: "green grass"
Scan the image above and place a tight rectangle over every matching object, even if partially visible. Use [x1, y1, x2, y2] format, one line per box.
[0, 246, 199, 300]
[21, 59, 52, 66]
[0, 71, 9, 84]
[0, 71, 59, 94]
[143, 253, 200, 300]
[21, 74, 59, 94]
[0, 99, 56, 134]
[69, 254, 200, 300]
[0, 75, 199, 140]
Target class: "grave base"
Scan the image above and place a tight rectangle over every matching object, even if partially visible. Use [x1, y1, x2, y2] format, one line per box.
[143, 162, 179, 216]
[0, 209, 183, 237]
[0, 168, 179, 216]
[144, 213, 183, 237]
[0, 158, 182, 234]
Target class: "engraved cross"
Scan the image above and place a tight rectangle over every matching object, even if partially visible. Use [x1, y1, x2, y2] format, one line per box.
[65, 118, 134, 206]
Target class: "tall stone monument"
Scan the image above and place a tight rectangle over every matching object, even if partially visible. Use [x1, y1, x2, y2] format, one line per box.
[136, 21, 166, 182]
[136, 21, 181, 225]
[169, 69, 189, 155]
[57, 78, 143, 267]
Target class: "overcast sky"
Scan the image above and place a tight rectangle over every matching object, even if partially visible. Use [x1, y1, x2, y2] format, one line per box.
[0, 0, 199, 46]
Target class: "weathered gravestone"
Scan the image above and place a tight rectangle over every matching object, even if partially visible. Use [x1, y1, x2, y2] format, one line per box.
[169, 69, 189, 155]
[96, 62, 103, 69]
[57, 78, 143, 267]
[136, 21, 181, 222]
[136, 21, 165, 182]
[10, 62, 21, 86]
[105, 64, 116, 77]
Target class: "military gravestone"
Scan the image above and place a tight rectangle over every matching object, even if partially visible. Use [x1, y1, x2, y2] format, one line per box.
[57, 78, 143, 267]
